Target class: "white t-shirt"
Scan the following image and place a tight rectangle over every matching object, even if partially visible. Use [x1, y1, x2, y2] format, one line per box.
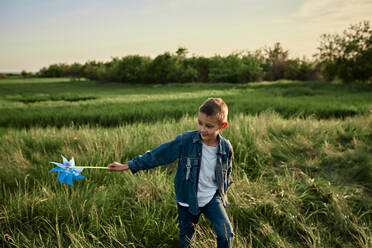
[178, 143, 218, 207]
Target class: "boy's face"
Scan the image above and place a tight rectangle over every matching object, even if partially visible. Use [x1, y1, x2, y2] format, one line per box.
[198, 112, 226, 145]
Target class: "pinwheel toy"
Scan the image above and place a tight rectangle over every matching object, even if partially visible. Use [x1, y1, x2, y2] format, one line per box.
[49, 155, 107, 186]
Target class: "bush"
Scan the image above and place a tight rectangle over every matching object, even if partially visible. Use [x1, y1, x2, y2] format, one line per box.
[178, 64, 198, 83]
[284, 59, 322, 81]
[146, 52, 179, 83]
[116, 55, 151, 83]
[208, 55, 237, 82]
[239, 52, 265, 82]
[39, 63, 69, 77]
[21, 70, 33, 78]
[208, 53, 264, 83]
[187, 56, 210, 82]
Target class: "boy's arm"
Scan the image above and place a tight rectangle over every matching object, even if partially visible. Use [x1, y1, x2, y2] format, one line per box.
[109, 134, 182, 174]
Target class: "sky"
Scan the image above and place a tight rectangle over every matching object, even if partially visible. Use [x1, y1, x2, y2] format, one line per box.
[0, 0, 371, 72]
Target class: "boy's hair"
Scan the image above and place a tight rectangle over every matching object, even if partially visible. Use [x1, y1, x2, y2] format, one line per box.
[199, 98, 228, 123]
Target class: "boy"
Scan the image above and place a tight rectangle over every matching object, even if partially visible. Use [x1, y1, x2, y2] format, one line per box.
[108, 98, 234, 247]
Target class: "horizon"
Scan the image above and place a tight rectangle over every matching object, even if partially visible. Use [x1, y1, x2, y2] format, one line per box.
[1, 0, 371, 73]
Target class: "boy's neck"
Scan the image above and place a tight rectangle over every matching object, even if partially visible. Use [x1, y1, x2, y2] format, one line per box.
[202, 141, 218, 147]
[201, 136, 219, 147]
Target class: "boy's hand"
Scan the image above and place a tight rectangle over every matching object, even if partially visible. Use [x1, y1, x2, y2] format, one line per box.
[107, 162, 129, 171]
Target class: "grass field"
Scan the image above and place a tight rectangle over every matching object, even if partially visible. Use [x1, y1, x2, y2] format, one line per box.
[1, 78, 371, 247]
[1, 78, 371, 128]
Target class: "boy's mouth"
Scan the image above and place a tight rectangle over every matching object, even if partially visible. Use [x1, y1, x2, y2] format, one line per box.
[201, 133, 208, 137]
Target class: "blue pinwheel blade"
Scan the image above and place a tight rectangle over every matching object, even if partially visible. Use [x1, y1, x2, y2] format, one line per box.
[49, 167, 64, 173]
[70, 168, 83, 174]
[73, 174, 85, 180]
[50, 162, 65, 168]
[73, 167, 84, 173]
[71, 169, 84, 181]
[57, 171, 68, 184]
[69, 157, 75, 167]
[62, 155, 69, 166]
[64, 175, 74, 186]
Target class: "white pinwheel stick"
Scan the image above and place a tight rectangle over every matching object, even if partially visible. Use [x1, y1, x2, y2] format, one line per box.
[73, 166, 107, 169]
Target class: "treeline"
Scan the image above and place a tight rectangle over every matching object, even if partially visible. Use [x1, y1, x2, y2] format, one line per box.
[36, 43, 320, 83]
[19, 20, 372, 84]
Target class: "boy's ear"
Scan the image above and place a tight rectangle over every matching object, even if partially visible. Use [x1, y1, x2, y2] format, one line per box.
[221, 122, 228, 129]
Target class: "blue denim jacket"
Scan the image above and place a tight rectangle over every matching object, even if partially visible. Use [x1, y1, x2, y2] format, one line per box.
[127, 130, 233, 215]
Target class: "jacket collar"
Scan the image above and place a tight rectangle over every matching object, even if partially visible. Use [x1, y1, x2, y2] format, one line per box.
[192, 131, 226, 155]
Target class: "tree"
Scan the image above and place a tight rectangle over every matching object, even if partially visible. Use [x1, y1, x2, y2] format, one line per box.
[176, 47, 188, 57]
[68, 63, 84, 80]
[21, 70, 32, 78]
[316, 20, 372, 83]
[263, 42, 289, 81]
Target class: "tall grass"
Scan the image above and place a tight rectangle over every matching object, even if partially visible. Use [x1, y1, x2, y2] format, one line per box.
[1, 79, 371, 128]
[1, 113, 371, 247]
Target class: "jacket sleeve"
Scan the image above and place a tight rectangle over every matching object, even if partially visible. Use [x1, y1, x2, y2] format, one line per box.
[127, 134, 182, 174]
[226, 141, 234, 189]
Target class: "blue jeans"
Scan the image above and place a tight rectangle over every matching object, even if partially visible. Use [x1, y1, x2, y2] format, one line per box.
[177, 192, 234, 248]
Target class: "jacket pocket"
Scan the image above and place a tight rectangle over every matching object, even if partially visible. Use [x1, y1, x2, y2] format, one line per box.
[182, 157, 198, 182]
